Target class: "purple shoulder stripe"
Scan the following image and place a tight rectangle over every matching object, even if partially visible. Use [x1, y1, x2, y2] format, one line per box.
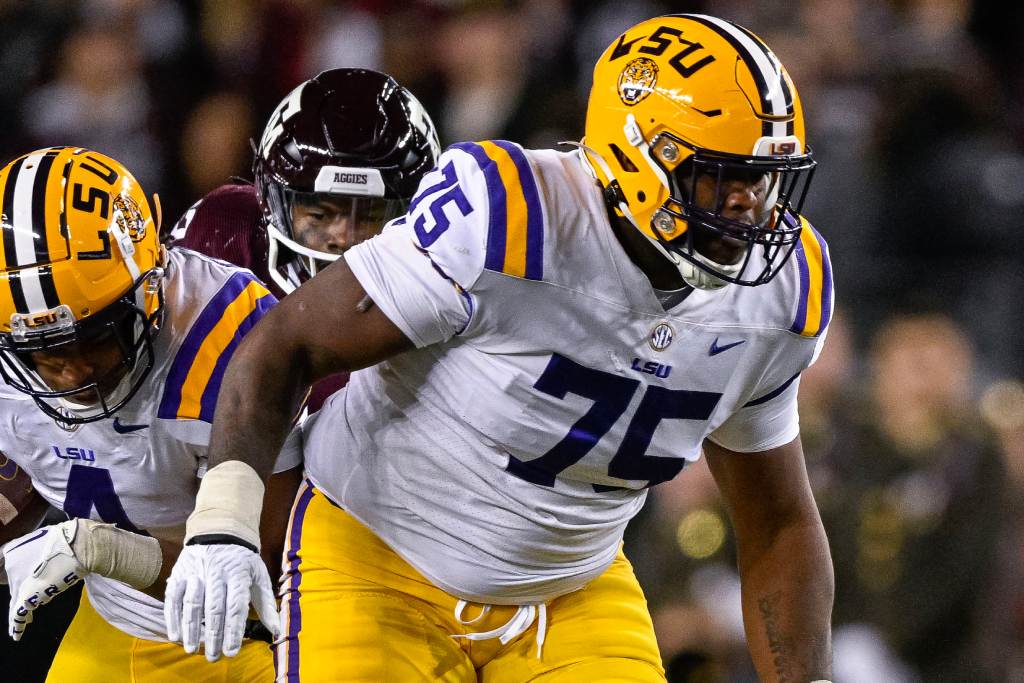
[158, 271, 264, 419]
[450, 142, 507, 272]
[789, 239, 811, 334]
[196, 292, 276, 422]
[491, 140, 544, 280]
[811, 224, 833, 331]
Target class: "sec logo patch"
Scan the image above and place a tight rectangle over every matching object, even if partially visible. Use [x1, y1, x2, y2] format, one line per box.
[649, 322, 674, 351]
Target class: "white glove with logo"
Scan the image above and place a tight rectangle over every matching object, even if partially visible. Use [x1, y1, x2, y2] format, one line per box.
[164, 543, 279, 662]
[2, 521, 84, 640]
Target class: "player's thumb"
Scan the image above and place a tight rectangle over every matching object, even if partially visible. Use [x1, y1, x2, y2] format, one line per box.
[251, 570, 281, 640]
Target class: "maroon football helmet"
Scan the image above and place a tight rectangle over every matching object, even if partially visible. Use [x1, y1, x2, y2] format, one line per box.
[254, 68, 440, 292]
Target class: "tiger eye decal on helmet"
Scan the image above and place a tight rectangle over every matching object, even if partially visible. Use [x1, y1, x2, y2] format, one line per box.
[112, 194, 147, 242]
[618, 58, 659, 106]
[0, 147, 165, 425]
[583, 14, 816, 290]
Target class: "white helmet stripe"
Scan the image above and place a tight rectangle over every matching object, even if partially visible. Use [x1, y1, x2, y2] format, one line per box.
[16, 267, 51, 313]
[685, 14, 792, 138]
[11, 151, 48, 267]
[732, 22, 795, 135]
[9, 151, 60, 312]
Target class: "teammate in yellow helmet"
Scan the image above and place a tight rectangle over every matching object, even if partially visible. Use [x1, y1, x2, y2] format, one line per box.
[0, 147, 300, 681]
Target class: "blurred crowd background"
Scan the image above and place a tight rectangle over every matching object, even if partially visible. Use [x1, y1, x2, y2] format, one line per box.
[1, 0, 1023, 681]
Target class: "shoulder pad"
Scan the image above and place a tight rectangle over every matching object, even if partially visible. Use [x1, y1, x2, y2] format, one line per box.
[445, 140, 546, 281]
[788, 216, 833, 338]
[158, 268, 277, 422]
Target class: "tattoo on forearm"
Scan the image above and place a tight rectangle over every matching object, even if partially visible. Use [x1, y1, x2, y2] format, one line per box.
[759, 591, 797, 682]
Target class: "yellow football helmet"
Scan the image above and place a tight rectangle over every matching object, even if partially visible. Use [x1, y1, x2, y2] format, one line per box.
[582, 14, 816, 289]
[0, 147, 164, 424]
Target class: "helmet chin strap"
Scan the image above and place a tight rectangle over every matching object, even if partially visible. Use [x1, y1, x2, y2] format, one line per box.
[266, 221, 342, 295]
[54, 373, 132, 415]
[266, 227, 295, 295]
[570, 137, 732, 292]
[649, 227, 734, 291]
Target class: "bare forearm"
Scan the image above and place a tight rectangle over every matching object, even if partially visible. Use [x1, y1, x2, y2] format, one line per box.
[208, 327, 311, 480]
[203, 258, 413, 484]
[739, 520, 834, 683]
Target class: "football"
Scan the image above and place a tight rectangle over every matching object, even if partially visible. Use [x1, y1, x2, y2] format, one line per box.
[0, 451, 47, 545]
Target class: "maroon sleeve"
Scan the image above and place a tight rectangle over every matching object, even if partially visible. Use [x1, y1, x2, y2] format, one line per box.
[170, 183, 286, 299]
[304, 373, 351, 414]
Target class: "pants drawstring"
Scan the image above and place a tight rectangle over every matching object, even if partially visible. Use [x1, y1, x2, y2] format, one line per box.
[451, 600, 548, 659]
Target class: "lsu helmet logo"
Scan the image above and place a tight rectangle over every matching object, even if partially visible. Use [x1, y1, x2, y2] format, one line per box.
[618, 57, 659, 106]
[113, 193, 146, 242]
[28, 312, 59, 327]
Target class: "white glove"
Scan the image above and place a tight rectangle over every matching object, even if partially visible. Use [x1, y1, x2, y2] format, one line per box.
[164, 542, 279, 661]
[2, 521, 84, 640]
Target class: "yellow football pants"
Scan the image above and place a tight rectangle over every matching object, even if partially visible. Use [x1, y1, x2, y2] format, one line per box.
[275, 480, 665, 682]
[46, 587, 274, 682]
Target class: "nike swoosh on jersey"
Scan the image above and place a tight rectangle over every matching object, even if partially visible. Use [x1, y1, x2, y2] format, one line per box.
[709, 337, 746, 356]
[112, 418, 148, 434]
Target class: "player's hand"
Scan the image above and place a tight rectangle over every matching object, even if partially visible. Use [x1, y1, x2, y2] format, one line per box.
[2, 520, 85, 641]
[164, 542, 279, 661]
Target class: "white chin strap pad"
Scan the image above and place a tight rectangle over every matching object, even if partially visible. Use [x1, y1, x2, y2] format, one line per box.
[638, 228, 737, 292]
[678, 250, 744, 291]
[679, 259, 731, 290]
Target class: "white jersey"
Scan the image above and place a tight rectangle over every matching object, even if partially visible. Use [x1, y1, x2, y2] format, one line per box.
[301, 141, 833, 604]
[0, 248, 298, 640]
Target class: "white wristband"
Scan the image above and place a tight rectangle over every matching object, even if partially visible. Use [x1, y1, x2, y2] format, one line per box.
[72, 519, 162, 590]
[185, 461, 264, 550]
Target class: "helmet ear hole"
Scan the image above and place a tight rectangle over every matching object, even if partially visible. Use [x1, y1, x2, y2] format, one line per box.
[608, 144, 638, 173]
[637, 191, 646, 202]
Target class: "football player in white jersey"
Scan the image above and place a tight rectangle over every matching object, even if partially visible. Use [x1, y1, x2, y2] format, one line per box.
[0, 147, 302, 681]
[167, 14, 835, 683]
